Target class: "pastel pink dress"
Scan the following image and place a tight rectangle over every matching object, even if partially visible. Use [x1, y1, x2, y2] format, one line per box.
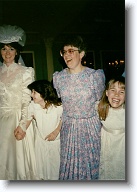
[53, 67, 105, 180]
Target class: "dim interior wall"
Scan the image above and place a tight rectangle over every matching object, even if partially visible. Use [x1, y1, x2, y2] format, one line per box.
[23, 31, 124, 81]
[23, 44, 48, 81]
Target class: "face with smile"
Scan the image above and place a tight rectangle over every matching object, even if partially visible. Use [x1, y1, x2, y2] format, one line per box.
[1, 45, 17, 65]
[106, 81, 125, 109]
[60, 45, 85, 73]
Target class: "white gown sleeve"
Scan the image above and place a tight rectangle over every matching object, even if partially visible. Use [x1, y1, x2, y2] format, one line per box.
[18, 67, 35, 131]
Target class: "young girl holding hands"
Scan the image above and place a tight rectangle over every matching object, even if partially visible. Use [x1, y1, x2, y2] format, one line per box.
[15, 80, 63, 180]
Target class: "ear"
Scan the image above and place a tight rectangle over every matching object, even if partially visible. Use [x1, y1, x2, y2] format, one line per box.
[60, 51, 63, 57]
[106, 90, 108, 97]
[80, 51, 85, 59]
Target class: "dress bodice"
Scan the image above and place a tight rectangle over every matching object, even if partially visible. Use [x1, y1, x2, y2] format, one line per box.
[101, 107, 125, 130]
[53, 67, 105, 119]
[0, 63, 34, 109]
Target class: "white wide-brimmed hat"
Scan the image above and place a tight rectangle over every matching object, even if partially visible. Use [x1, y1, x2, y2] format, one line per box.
[0, 25, 26, 46]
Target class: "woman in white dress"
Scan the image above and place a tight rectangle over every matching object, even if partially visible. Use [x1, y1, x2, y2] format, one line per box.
[97, 76, 125, 180]
[16, 80, 63, 180]
[0, 25, 36, 180]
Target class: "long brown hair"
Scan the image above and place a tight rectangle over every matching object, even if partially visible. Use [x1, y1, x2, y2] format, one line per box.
[28, 80, 62, 109]
[98, 76, 125, 120]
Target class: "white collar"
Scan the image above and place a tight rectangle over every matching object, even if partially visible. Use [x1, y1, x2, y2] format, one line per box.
[1, 62, 18, 73]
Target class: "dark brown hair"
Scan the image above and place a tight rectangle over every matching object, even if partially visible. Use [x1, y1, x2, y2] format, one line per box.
[28, 80, 62, 109]
[0, 42, 22, 63]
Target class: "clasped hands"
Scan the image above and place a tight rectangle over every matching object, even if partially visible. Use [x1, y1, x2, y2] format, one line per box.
[14, 126, 26, 140]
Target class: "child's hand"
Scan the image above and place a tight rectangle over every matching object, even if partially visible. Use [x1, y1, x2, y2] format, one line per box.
[14, 126, 26, 140]
[45, 129, 59, 141]
[15, 132, 26, 140]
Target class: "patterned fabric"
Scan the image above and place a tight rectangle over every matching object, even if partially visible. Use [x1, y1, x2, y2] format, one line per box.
[53, 67, 105, 180]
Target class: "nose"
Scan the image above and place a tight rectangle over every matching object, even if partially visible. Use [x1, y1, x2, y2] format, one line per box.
[5, 49, 11, 54]
[114, 92, 119, 96]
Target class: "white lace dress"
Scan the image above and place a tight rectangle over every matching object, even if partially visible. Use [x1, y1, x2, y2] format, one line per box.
[28, 101, 63, 180]
[99, 107, 125, 180]
[0, 62, 37, 180]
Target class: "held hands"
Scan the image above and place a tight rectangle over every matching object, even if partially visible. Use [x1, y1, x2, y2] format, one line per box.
[14, 126, 26, 140]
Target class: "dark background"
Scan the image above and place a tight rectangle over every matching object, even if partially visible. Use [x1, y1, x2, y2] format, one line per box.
[0, 0, 125, 80]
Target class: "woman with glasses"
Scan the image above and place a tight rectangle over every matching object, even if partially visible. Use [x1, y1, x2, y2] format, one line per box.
[53, 35, 105, 180]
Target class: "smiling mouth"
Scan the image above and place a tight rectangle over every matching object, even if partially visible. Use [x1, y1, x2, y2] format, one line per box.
[112, 99, 120, 103]
[66, 59, 72, 62]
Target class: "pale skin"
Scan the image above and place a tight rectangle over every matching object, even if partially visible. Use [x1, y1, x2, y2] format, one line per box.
[106, 82, 125, 109]
[15, 89, 62, 141]
[1, 45, 26, 139]
[1, 45, 17, 66]
[60, 45, 85, 74]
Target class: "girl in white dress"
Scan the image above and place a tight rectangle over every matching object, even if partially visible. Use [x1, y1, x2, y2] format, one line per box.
[97, 76, 125, 180]
[17, 80, 63, 180]
[0, 25, 36, 180]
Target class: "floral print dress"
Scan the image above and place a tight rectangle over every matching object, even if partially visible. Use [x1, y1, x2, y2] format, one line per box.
[53, 67, 105, 180]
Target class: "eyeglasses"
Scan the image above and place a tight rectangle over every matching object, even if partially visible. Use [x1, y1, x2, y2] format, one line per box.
[61, 49, 80, 57]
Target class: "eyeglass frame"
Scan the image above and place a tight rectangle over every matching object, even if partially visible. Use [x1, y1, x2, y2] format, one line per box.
[60, 48, 80, 57]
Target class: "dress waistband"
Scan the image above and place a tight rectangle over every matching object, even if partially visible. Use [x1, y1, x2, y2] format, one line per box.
[103, 126, 125, 134]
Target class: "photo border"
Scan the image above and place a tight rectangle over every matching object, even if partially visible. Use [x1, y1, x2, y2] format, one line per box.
[0, 0, 136, 191]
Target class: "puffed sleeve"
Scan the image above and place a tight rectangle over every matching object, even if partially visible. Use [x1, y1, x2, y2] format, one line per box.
[18, 67, 35, 131]
[92, 69, 105, 100]
[53, 71, 61, 98]
[27, 101, 35, 121]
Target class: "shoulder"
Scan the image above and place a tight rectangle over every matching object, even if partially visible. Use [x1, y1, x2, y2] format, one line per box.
[53, 69, 68, 85]
[84, 67, 104, 79]
[89, 68, 105, 83]
[19, 66, 35, 79]
[53, 68, 67, 77]
[57, 104, 63, 111]
[19, 65, 34, 73]
[29, 100, 41, 110]
[52, 104, 63, 115]
[110, 107, 125, 113]
[86, 67, 104, 76]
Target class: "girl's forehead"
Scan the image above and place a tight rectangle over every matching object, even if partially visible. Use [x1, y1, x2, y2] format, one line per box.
[109, 81, 125, 89]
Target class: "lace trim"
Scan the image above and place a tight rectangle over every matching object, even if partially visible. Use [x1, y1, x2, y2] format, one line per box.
[1, 63, 18, 77]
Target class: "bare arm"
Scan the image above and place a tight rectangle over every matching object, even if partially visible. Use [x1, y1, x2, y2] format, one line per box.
[45, 120, 62, 141]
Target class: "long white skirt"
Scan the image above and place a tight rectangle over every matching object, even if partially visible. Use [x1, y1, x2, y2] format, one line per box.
[0, 110, 37, 180]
